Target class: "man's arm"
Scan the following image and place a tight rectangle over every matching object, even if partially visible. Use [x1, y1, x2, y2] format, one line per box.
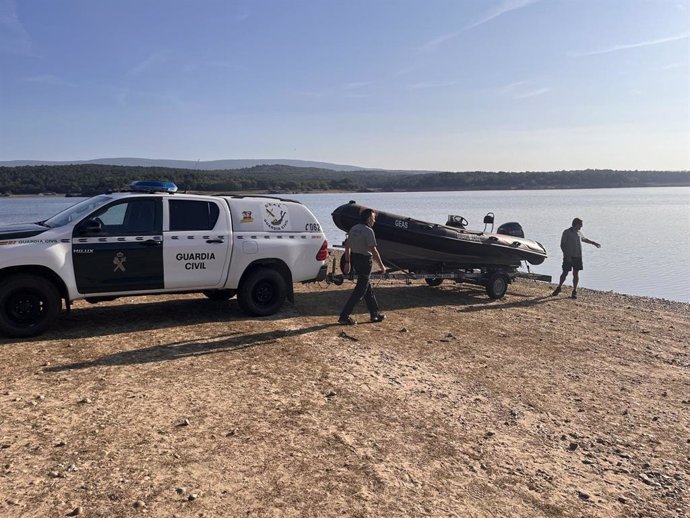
[582, 236, 601, 248]
[342, 240, 351, 273]
[369, 245, 386, 273]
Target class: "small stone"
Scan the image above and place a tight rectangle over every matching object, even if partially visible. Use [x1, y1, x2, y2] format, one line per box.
[132, 500, 146, 509]
[639, 473, 656, 486]
[175, 487, 186, 495]
[325, 390, 337, 399]
[226, 429, 238, 437]
[661, 391, 668, 397]
[617, 496, 628, 504]
[577, 491, 590, 500]
[78, 398, 92, 404]
[66, 507, 83, 516]
[177, 419, 190, 427]
[55, 441, 66, 447]
[187, 493, 199, 501]
[36, 395, 46, 401]
[484, 431, 495, 438]
[48, 471, 61, 478]
[568, 442, 579, 451]
[399, 327, 409, 333]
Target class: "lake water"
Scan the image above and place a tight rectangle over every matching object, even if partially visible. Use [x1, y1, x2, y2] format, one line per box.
[1, 187, 689, 302]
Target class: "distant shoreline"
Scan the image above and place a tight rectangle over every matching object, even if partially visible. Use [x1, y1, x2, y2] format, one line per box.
[3, 183, 690, 198]
[2, 163, 688, 196]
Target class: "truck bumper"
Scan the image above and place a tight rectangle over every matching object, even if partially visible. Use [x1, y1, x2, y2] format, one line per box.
[305, 265, 328, 283]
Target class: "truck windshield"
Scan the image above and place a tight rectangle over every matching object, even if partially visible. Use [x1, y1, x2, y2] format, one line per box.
[42, 195, 114, 228]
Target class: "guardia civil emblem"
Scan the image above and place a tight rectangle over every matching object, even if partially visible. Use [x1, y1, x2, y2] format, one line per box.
[113, 252, 127, 272]
[263, 203, 289, 231]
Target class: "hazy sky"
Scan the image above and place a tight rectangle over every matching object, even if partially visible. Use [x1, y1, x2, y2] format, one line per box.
[1, 0, 688, 171]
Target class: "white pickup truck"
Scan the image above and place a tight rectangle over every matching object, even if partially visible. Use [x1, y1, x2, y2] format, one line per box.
[0, 181, 328, 338]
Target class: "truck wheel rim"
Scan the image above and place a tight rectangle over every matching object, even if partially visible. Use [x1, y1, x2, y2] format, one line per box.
[7, 292, 45, 326]
[254, 282, 275, 305]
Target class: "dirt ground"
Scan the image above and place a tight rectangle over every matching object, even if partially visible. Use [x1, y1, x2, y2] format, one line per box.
[1, 274, 688, 517]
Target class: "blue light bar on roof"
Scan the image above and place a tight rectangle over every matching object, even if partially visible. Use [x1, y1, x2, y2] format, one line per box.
[130, 180, 178, 193]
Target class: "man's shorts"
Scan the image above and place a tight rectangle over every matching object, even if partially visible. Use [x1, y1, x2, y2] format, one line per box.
[562, 257, 583, 272]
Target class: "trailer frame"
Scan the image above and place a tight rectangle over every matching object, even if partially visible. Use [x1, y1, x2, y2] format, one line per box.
[325, 250, 551, 300]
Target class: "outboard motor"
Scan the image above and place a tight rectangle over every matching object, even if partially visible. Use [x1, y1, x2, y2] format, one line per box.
[497, 221, 525, 238]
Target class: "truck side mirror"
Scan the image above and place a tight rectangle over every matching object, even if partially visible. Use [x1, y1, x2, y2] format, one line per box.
[78, 218, 102, 235]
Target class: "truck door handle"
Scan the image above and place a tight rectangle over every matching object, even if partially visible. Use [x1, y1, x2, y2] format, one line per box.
[143, 239, 161, 247]
[206, 239, 224, 244]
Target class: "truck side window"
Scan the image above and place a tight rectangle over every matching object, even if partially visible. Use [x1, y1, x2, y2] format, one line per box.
[169, 200, 220, 231]
[90, 199, 162, 235]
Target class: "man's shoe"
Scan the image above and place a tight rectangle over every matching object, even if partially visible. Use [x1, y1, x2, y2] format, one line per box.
[338, 316, 357, 325]
[370, 313, 386, 323]
[551, 287, 561, 296]
[570, 291, 577, 299]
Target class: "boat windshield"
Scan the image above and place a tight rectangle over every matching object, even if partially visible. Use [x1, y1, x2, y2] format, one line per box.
[42, 195, 114, 228]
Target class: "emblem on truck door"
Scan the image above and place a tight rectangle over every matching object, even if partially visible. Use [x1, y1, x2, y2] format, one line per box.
[113, 252, 127, 272]
[241, 211, 254, 223]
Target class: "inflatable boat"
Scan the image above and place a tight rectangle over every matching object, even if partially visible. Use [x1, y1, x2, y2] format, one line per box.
[331, 201, 547, 271]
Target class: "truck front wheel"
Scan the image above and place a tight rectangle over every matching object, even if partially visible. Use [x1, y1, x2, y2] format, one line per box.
[237, 268, 287, 316]
[0, 275, 61, 338]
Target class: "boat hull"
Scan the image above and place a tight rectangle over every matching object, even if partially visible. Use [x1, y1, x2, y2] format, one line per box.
[331, 202, 547, 271]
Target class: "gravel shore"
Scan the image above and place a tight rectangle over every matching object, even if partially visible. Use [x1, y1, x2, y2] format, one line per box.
[1, 278, 688, 517]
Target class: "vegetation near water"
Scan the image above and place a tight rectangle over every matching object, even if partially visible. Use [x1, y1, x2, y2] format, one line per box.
[0, 164, 688, 195]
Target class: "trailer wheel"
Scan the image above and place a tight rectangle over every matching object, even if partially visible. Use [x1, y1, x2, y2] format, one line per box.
[237, 268, 287, 316]
[203, 289, 236, 301]
[0, 274, 61, 338]
[485, 272, 508, 299]
[425, 277, 443, 287]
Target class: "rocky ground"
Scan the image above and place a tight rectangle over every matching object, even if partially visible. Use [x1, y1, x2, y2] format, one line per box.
[0, 276, 688, 517]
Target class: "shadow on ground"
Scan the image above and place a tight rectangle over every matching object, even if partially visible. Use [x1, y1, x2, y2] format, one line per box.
[44, 323, 333, 371]
[1, 282, 557, 344]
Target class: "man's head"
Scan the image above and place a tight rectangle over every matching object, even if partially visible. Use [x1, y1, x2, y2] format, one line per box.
[360, 208, 377, 226]
[572, 217, 583, 229]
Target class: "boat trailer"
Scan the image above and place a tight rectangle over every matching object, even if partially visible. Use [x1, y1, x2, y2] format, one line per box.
[325, 251, 551, 300]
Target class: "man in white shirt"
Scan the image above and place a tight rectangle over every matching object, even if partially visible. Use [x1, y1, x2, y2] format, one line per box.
[338, 208, 386, 325]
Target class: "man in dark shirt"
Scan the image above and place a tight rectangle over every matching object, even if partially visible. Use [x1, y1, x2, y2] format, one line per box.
[552, 218, 601, 299]
[338, 208, 386, 325]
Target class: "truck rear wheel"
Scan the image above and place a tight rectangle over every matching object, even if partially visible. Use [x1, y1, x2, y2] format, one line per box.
[0, 274, 61, 338]
[485, 272, 508, 299]
[425, 277, 443, 287]
[237, 268, 287, 316]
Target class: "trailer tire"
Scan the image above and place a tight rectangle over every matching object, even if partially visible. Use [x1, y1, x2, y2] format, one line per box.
[203, 289, 236, 301]
[237, 268, 287, 316]
[425, 277, 443, 287]
[0, 274, 61, 338]
[485, 272, 508, 299]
